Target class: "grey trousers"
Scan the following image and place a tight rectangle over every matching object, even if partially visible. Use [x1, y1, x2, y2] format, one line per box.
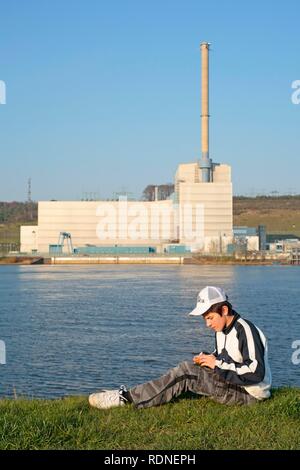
[128, 360, 258, 409]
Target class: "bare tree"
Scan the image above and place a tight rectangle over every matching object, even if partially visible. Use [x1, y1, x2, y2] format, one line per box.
[142, 184, 174, 201]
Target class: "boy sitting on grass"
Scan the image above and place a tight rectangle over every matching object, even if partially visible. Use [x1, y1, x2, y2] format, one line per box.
[89, 286, 272, 409]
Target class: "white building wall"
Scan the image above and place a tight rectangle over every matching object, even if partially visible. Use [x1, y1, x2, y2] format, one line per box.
[20, 226, 39, 253]
[178, 182, 232, 234]
[246, 236, 259, 251]
[36, 200, 175, 253]
[212, 164, 231, 183]
[175, 163, 233, 250]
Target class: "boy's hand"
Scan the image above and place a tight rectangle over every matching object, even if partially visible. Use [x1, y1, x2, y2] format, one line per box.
[193, 353, 216, 369]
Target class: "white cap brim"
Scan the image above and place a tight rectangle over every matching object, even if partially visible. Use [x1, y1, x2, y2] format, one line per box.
[188, 303, 211, 316]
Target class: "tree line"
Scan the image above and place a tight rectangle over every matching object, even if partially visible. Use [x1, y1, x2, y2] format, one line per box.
[0, 202, 37, 224]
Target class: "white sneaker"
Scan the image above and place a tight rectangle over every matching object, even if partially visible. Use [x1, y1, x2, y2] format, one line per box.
[89, 387, 128, 409]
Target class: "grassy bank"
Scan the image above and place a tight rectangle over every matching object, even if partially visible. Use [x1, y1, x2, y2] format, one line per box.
[0, 388, 299, 450]
[233, 196, 300, 237]
[186, 255, 282, 265]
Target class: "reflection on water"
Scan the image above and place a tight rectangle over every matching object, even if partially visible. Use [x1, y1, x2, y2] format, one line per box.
[0, 264, 299, 398]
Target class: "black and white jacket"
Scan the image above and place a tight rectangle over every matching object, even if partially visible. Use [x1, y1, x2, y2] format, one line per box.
[213, 313, 272, 400]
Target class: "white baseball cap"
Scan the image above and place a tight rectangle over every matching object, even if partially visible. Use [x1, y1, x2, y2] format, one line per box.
[188, 286, 228, 316]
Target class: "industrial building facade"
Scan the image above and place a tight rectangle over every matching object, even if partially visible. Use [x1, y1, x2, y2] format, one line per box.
[21, 160, 232, 254]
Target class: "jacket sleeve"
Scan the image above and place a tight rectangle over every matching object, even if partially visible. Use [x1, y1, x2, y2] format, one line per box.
[211, 336, 218, 357]
[214, 321, 266, 386]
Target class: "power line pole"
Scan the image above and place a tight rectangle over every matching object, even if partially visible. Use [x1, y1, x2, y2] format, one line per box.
[27, 178, 33, 221]
[27, 178, 32, 203]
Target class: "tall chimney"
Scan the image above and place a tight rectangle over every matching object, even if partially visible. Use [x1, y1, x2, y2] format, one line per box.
[199, 42, 212, 182]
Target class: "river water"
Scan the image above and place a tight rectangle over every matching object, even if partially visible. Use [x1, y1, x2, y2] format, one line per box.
[0, 264, 299, 398]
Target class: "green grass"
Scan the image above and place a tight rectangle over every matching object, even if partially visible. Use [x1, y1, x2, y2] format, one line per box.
[0, 388, 299, 449]
[233, 196, 300, 236]
[0, 222, 32, 245]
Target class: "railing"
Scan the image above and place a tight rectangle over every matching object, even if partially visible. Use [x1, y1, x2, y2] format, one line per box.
[290, 249, 300, 265]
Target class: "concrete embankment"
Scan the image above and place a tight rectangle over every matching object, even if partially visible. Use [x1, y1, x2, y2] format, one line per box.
[50, 256, 184, 264]
[0, 255, 292, 265]
[49, 253, 291, 265]
[0, 256, 44, 265]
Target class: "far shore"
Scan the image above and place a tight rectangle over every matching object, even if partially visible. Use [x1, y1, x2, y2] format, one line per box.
[0, 254, 294, 266]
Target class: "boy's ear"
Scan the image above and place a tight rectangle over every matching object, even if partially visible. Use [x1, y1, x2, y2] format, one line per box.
[222, 305, 229, 316]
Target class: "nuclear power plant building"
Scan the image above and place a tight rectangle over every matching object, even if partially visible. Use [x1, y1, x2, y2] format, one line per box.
[20, 43, 233, 255]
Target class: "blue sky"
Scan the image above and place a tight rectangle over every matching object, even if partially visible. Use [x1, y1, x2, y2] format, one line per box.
[0, 0, 300, 201]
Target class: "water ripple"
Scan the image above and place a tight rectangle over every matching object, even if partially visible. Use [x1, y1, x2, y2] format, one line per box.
[0, 264, 299, 398]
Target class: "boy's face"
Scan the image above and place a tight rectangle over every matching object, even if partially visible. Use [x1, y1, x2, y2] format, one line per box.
[203, 305, 233, 332]
[203, 311, 226, 332]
